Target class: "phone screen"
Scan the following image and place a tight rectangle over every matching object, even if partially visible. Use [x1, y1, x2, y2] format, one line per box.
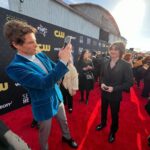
[64, 36, 71, 48]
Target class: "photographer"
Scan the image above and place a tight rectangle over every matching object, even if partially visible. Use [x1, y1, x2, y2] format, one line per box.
[3, 20, 78, 150]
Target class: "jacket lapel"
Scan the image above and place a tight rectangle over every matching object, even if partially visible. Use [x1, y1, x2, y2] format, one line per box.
[35, 53, 52, 72]
[15, 54, 50, 74]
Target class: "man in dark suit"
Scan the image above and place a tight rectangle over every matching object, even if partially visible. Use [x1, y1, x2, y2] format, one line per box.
[96, 42, 133, 143]
[3, 20, 78, 150]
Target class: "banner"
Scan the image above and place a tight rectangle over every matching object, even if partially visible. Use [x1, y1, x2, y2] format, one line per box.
[0, 7, 100, 114]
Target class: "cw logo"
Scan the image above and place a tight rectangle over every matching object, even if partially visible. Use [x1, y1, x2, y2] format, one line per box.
[37, 44, 51, 52]
[54, 30, 65, 38]
[0, 82, 9, 92]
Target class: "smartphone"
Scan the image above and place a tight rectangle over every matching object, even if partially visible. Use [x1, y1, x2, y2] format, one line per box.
[63, 36, 72, 48]
[63, 36, 76, 48]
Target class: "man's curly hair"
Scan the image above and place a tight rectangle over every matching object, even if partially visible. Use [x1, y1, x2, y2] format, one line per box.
[3, 20, 37, 49]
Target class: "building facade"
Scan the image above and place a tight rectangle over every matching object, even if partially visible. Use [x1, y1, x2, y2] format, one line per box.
[7, 0, 126, 51]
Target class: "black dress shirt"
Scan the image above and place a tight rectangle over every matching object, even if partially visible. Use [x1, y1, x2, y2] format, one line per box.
[101, 59, 133, 100]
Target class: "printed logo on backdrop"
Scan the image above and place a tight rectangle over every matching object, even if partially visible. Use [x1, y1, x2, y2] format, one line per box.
[6, 14, 27, 23]
[0, 101, 13, 110]
[22, 93, 30, 104]
[87, 38, 91, 45]
[54, 30, 65, 38]
[36, 44, 51, 52]
[54, 47, 61, 51]
[15, 83, 21, 87]
[37, 24, 48, 37]
[79, 36, 83, 43]
[0, 82, 8, 92]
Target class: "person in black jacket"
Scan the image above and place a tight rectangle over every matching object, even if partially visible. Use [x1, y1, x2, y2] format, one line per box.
[141, 56, 150, 99]
[77, 49, 94, 104]
[96, 42, 133, 143]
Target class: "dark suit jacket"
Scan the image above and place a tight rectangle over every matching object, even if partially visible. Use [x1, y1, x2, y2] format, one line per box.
[6, 52, 68, 121]
[101, 59, 133, 100]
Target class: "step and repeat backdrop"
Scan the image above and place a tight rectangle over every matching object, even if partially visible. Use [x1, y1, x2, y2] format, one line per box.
[0, 7, 102, 115]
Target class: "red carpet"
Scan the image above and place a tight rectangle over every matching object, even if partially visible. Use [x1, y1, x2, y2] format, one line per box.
[0, 83, 150, 150]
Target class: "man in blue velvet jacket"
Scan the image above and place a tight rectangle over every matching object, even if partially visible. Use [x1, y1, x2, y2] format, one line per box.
[3, 20, 78, 150]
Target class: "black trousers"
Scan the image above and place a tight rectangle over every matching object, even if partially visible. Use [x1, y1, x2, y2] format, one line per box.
[101, 97, 121, 133]
[142, 79, 150, 98]
[80, 90, 90, 101]
[60, 85, 73, 109]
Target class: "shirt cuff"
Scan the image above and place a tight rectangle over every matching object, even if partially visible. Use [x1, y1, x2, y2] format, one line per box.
[59, 59, 68, 66]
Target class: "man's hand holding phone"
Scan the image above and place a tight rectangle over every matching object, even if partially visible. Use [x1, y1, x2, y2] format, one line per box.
[58, 43, 72, 64]
[59, 36, 75, 64]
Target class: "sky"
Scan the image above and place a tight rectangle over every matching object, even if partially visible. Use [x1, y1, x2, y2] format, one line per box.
[0, 0, 9, 9]
[64, 0, 150, 52]
[0, 0, 149, 52]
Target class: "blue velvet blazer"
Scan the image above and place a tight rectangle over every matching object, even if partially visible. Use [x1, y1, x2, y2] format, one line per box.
[6, 52, 68, 121]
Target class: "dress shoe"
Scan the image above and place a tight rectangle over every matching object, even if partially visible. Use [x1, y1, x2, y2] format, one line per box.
[108, 133, 115, 143]
[96, 124, 106, 131]
[62, 136, 78, 148]
[31, 119, 38, 128]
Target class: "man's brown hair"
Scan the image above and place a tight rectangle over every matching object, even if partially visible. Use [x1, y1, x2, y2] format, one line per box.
[109, 41, 125, 58]
[3, 20, 37, 49]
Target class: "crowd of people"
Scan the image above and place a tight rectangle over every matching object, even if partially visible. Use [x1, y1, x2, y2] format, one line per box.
[0, 20, 150, 149]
